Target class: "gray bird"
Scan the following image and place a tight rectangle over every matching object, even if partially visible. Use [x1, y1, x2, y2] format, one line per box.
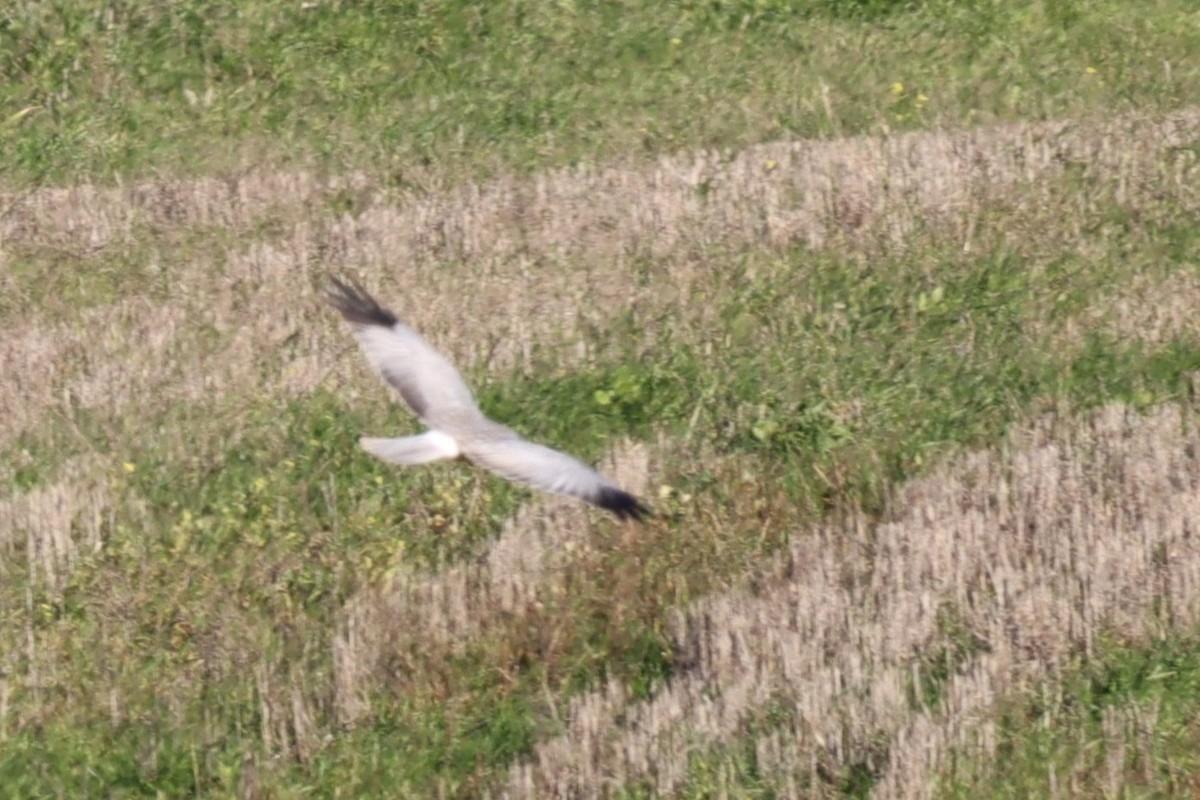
[325, 277, 650, 521]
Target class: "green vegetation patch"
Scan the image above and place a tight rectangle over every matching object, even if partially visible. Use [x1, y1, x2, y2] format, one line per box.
[941, 632, 1200, 798]
[8, 212, 1200, 794]
[640, 634, 1200, 799]
[4, 0, 1200, 793]
[3, 0, 1198, 185]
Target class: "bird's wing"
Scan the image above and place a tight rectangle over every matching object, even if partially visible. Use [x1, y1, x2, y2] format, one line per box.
[463, 437, 650, 521]
[360, 431, 461, 465]
[325, 277, 481, 425]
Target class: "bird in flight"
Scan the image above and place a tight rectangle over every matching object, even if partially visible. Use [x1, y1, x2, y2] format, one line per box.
[325, 277, 650, 521]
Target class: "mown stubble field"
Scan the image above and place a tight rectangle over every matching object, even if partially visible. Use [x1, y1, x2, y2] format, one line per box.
[4, 2, 1200, 797]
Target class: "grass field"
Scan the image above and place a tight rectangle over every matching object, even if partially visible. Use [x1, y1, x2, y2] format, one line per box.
[4, 0, 1200, 797]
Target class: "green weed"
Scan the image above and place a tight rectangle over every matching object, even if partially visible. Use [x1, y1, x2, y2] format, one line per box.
[3, 0, 1198, 185]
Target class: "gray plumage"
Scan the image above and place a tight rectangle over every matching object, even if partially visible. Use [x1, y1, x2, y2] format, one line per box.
[325, 277, 649, 521]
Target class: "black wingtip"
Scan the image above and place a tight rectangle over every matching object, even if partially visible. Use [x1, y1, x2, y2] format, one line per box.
[323, 276, 399, 328]
[595, 487, 653, 522]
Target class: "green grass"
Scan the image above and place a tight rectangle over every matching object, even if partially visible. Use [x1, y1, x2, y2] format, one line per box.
[653, 631, 1200, 799]
[940, 632, 1200, 798]
[2, 0, 1198, 186]
[6, 0, 1200, 796]
[9, 218, 1200, 795]
[0, 722, 239, 798]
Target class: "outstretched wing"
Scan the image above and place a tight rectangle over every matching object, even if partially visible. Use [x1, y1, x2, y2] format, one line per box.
[325, 277, 481, 426]
[463, 437, 650, 521]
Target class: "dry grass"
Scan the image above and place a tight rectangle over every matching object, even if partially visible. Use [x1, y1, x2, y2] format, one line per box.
[0, 455, 112, 597]
[492, 400, 1200, 798]
[1096, 269, 1200, 345]
[333, 441, 651, 725]
[3, 109, 1198, 464]
[5, 109, 1198, 262]
[4, 108, 1200, 795]
[0, 455, 113, 742]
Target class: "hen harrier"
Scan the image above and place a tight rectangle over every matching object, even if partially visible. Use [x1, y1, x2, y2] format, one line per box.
[325, 277, 650, 521]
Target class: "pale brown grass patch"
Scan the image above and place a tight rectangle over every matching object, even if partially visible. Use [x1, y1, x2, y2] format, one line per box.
[4, 108, 1199, 460]
[3, 108, 1200, 793]
[1099, 268, 1200, 345]
[0, 454, 123, 741]
[333, 440, 652, 725]
[490, 401, 1200, 798]
[0, 455, 112, 597]
[6, 109, 1198, 260]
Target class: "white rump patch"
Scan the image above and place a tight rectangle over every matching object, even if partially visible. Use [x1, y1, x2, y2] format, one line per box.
[360, 430, 460, 465]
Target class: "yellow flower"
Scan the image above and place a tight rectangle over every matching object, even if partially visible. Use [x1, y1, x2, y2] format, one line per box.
[670, 37, 682, 46]
[1085, 66, 1097, 74]
[122, 462, 136, 473]
[764, 159, 778, 171]
[916, 93, 929, 107]
[891, 82, 905, 95]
